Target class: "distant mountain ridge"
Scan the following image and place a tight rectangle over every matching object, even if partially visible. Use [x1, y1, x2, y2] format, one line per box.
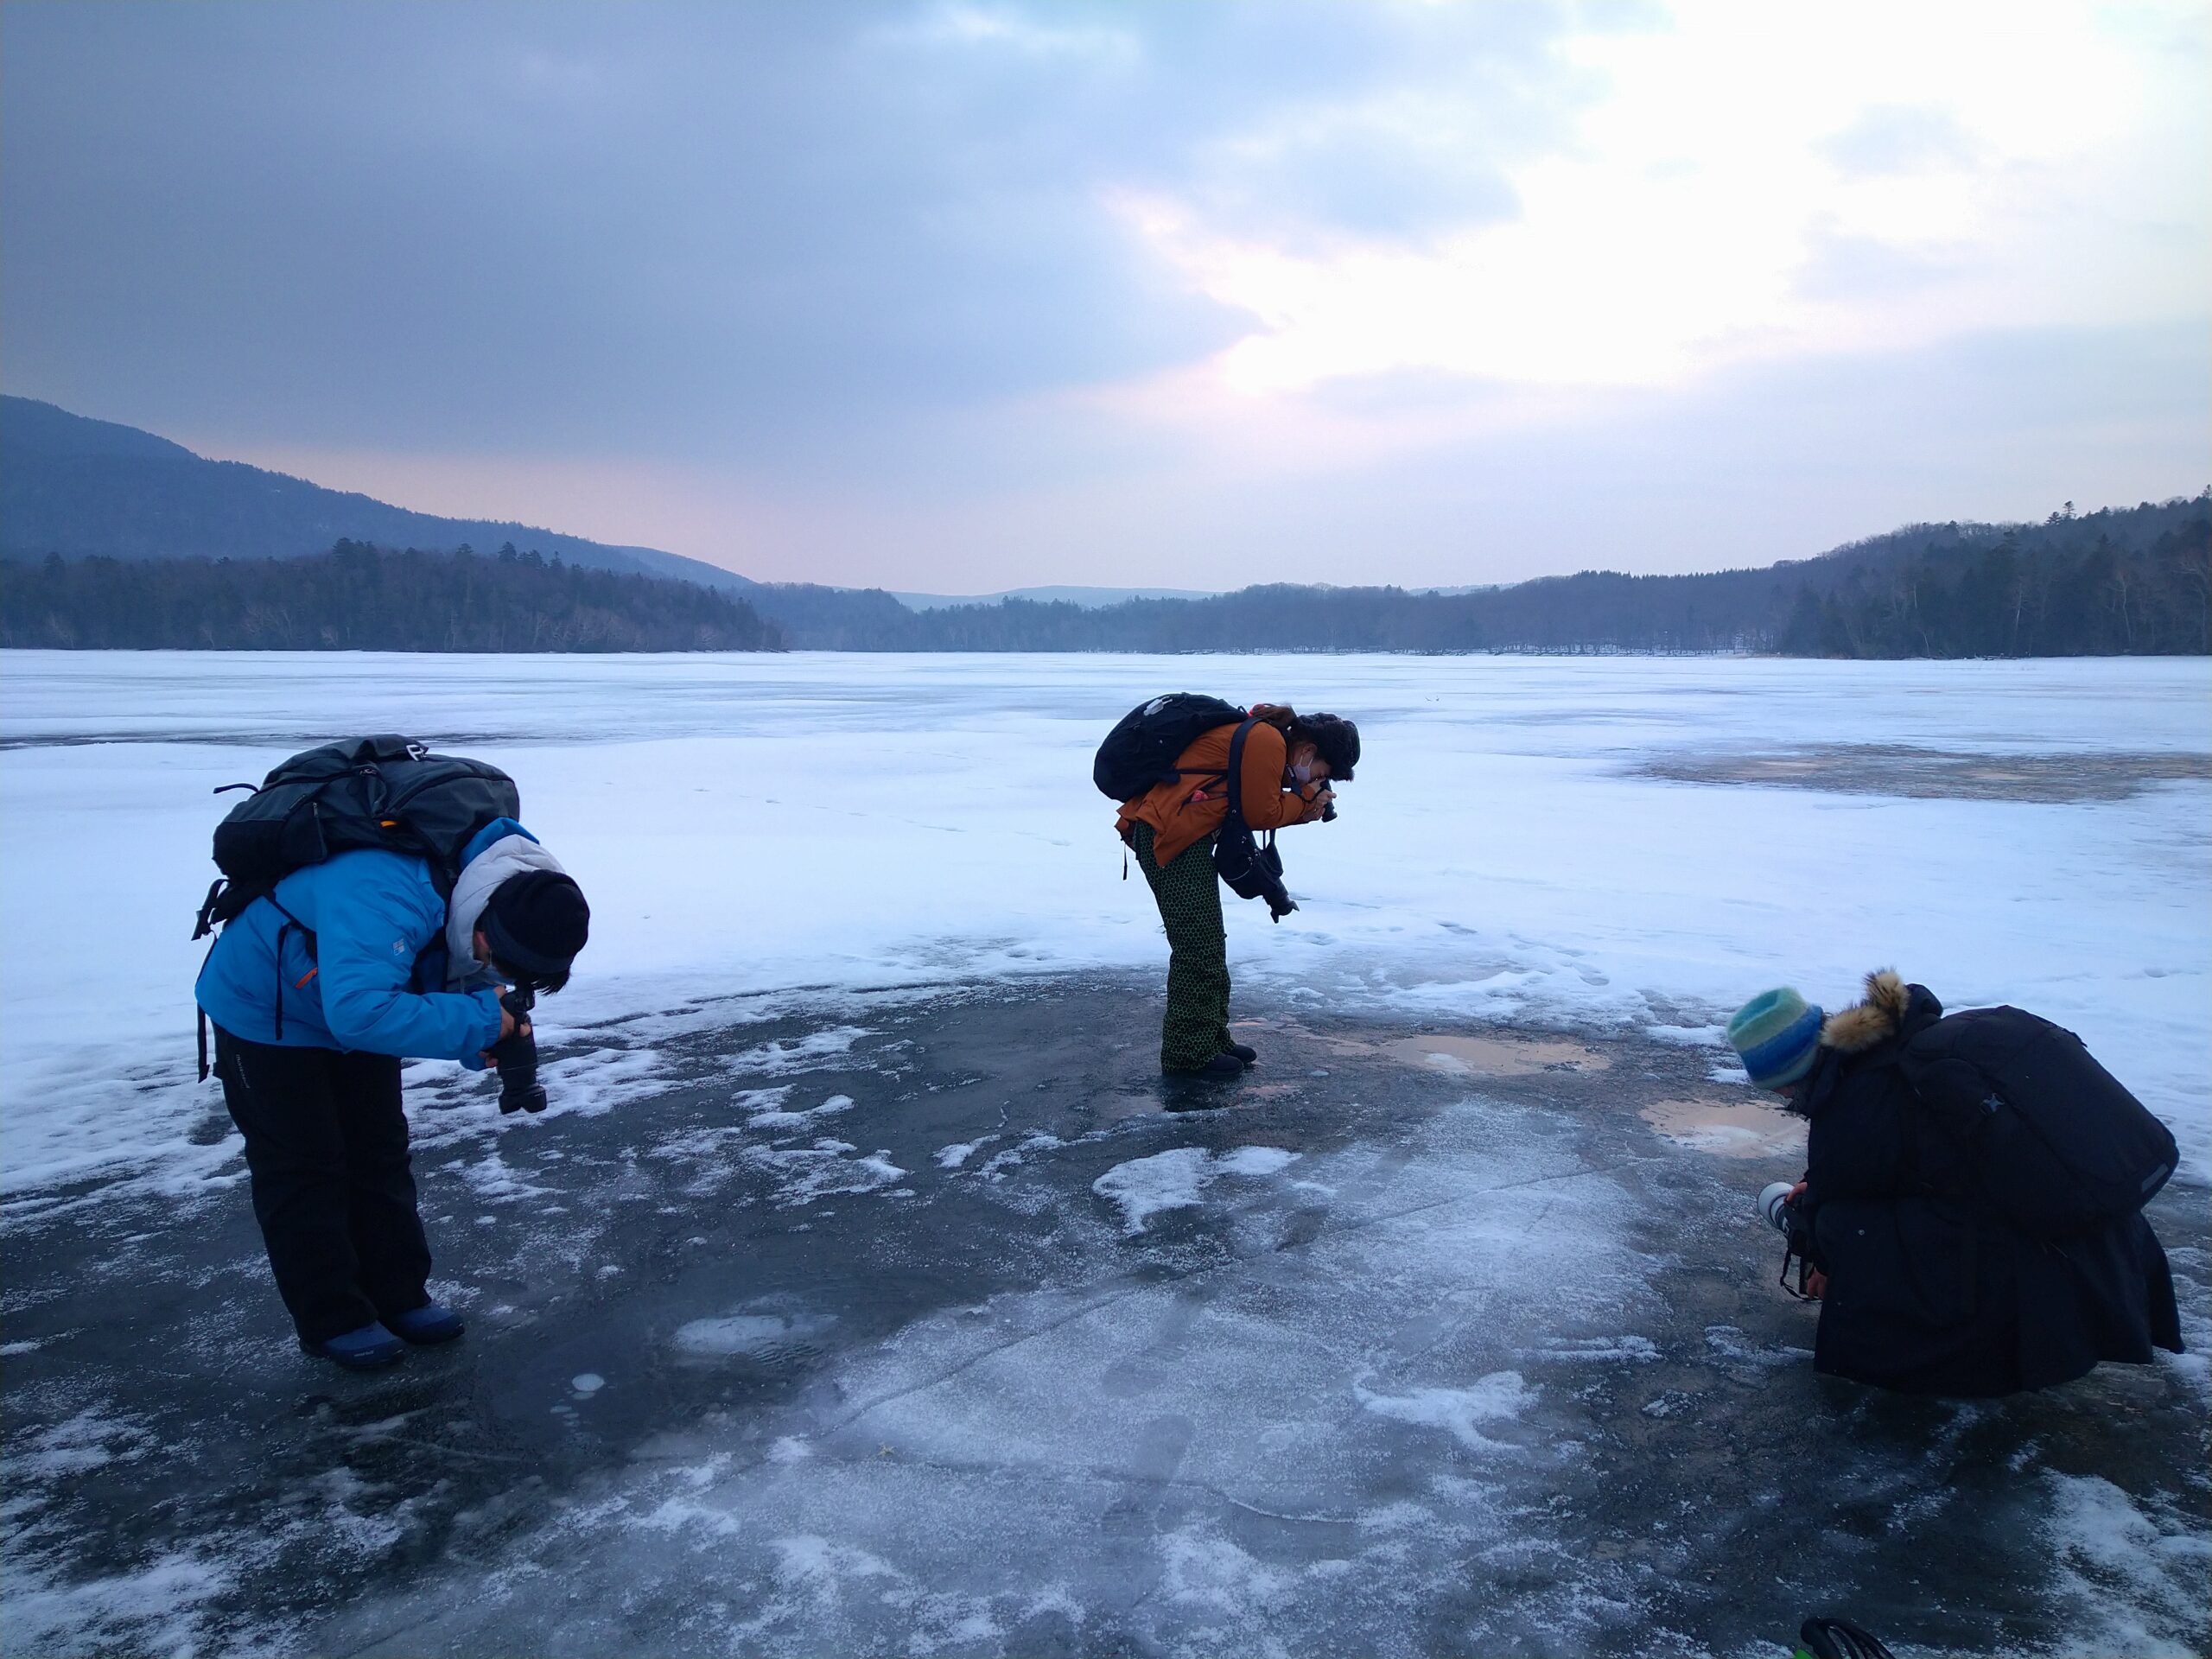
[0, 397, 762, 594]
[4, 397, 2203, 656]
[890, 584, 1217, 610]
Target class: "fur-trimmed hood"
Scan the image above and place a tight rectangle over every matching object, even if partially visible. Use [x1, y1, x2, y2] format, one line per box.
[1820, 969, 1929, 1054]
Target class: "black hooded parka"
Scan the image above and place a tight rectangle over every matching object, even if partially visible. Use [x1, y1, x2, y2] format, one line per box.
[1795, 974, 2183, 1397]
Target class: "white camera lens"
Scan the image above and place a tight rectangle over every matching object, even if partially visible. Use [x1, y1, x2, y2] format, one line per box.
[1758, 1181, 1796, 1232]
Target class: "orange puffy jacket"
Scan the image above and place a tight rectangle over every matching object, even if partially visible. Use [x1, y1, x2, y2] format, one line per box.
[1116, 715, 1327, 867]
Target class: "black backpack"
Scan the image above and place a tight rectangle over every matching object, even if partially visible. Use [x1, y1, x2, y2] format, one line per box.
[1897, 1006, 2177, 1240]
[1093, 694, 1246, 801]
[192, 734, 521, 941]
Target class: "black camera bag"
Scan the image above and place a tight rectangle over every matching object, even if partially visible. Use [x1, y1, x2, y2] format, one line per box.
[1213, 717, 1296, 922]
[1093, 693, 1247, 801]
[1897, 1006, 2177, 1240]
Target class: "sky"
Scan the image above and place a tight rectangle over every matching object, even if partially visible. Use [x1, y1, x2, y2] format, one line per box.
[3, 1, 2207, 593]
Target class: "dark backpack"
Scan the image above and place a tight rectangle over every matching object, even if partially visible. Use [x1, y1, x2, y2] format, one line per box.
[1213, 717, 1297, 923]
[191, 734, 521, 941]
[1093, 694, 1247, 801]
[1897, 1006, 2177, 1240]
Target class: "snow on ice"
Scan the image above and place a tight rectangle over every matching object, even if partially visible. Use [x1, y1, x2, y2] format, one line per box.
[1093, 1145, 1302, 1233]
[3, 649, 2205, 1206]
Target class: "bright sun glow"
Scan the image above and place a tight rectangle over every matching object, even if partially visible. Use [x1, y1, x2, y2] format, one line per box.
[1118, 0, 2207, 398]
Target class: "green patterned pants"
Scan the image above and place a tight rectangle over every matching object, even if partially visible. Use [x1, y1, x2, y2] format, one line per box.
[1133, 822, 1231, 1072]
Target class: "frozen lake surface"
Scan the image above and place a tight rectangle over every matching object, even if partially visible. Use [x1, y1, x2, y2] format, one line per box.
[2, 651, 2208, 1656]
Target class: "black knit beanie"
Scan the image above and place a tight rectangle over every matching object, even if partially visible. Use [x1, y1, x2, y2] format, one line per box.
[481, 871, 590, 988]
[1299, 713, 1360, 782]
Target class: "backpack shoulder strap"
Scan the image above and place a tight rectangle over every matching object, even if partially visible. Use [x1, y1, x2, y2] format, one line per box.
[1222, 717, 1261, 830]
[1168, 715, 1248, 789]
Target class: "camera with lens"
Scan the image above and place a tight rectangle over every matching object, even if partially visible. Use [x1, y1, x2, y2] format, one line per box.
[1758, 1179, 1821, 1298]
[487, 980, 548, 1115]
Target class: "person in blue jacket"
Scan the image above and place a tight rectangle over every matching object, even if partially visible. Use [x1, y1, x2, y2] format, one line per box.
[197, 817, 589, 1371]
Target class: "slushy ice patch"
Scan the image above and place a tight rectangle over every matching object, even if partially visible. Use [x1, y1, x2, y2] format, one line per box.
[1092, 1146, 1301, 1234]
[1353, 1371, 1536, 1452]
[722, 1028, 875, 1077]
[2040, 1472, 2212, 1655]
[741, 1141, 909, 1207]
[747, 1093, 856, 1130]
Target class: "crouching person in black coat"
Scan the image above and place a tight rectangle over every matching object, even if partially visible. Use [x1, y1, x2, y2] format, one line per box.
[1727, 969, 2183, 1397]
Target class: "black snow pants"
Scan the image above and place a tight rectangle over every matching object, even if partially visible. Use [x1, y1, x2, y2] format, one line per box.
[212, 1027, 432, 1345]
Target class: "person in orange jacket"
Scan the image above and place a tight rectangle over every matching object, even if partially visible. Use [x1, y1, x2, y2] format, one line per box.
[1117, 704, 1359, 1087]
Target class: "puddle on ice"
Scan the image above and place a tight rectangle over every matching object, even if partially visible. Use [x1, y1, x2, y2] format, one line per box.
[1641, 1096, 1807, 1159]
[1236, 1020, 1612, 1081]
[671, 1310, 838, 1362]
[1638, 745, 2212, 803]
[1381, 1034, 1611, 1077]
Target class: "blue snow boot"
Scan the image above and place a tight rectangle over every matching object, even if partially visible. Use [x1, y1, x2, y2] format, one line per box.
[302, 1322, 407, 1371]
[386, 1303, 467, 1345]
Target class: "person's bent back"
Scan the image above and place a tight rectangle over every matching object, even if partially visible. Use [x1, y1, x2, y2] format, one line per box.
[197, 810, 588, 1371]
[1730, 970, 2182, 1397]
[1114, 702, 1357, 1085]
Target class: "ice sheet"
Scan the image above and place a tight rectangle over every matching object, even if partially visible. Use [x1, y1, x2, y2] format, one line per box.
[2, 650, 2207, 1205]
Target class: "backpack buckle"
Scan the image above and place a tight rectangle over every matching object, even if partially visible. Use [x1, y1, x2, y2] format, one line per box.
[191, 877, 229, 940]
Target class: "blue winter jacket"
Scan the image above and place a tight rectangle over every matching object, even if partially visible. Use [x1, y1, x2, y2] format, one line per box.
[195, 823, 519, 1063]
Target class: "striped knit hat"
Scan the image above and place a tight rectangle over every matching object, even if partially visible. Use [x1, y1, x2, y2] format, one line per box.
[1727, 988, 1825, 1090]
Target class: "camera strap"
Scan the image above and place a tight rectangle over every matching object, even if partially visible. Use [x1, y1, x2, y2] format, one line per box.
[1776, 1241, 1817, 1300]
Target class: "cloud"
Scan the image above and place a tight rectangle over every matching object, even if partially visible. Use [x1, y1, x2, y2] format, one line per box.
[1818, 105, 1977, 178]
[875, 3, 1141, 64]
[1113, 0, 2209, 402]
[1, 3, 1249, 459]
[2, 0, 2203, 591]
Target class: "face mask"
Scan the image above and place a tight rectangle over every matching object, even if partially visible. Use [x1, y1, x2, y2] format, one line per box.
[1291, 760, 1315, 785]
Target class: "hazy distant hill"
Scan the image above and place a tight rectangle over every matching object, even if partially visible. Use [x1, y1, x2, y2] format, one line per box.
[728, 497, 2209, 657]
[0, 397, 762, 594]
[4, 397, 2202, 657]
[891, 584, 1217, 610]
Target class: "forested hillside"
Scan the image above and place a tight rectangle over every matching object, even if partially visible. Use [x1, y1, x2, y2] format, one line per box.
[0, 542, 782, 652]
[1773, 507, 2209, 657]
[749, 496, 2207, 657]
[0, 397, 761, 594]
[3, 474, 2203, 657]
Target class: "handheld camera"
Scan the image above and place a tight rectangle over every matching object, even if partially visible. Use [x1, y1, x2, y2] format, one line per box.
[1758, 1180, 1821, 1299]
[490, 981, 548, 1115]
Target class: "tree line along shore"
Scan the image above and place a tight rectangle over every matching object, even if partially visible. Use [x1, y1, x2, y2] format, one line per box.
[2, 496, 2205, 657]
